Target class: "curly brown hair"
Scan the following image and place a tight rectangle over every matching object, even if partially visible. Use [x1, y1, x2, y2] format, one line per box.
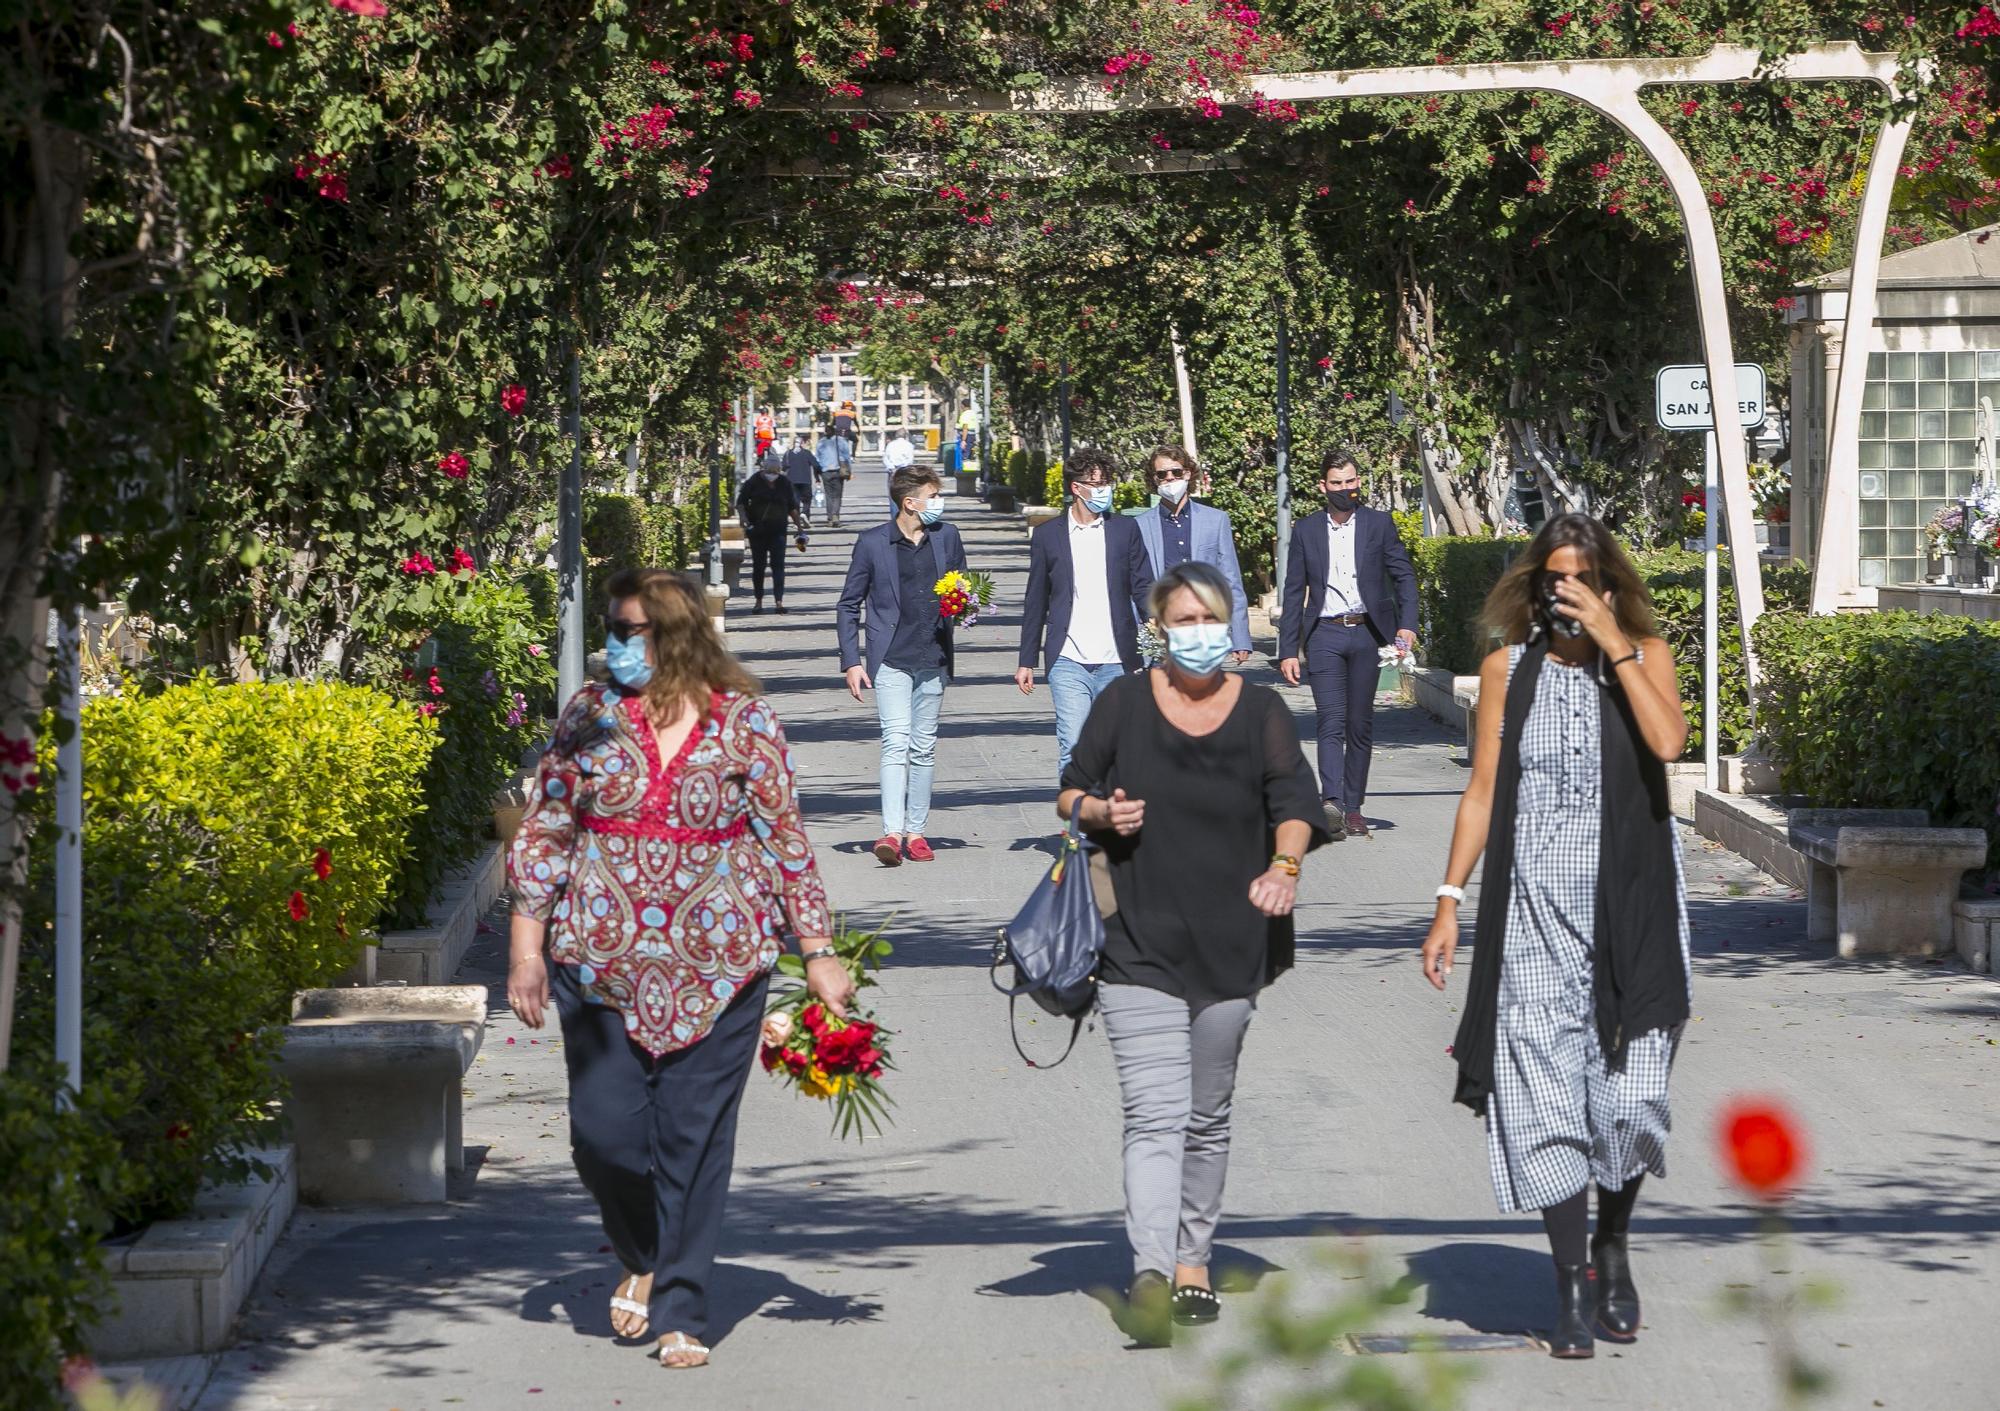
[604, 567, 760, 717]
[1065, 446, 1119, 487]
[1480, 513, 1658, 647]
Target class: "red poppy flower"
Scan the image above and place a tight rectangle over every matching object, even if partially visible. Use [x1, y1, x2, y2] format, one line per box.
[312, 848, 333, 881]
[289, 890, 310, 922]
[1719, 1100, 1803, 1196]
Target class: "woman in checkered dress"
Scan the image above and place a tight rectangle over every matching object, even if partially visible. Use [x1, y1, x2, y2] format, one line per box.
[1422, 514, 1692, 1361]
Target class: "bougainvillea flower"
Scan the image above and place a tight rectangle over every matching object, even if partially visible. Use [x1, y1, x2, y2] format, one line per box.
[501, 384, 527, 416]
[1719, 1100, 1804, 1196]
[329, 0, 388, 16]
[451, 546, 477, 576]
[399, 552, 436, 576]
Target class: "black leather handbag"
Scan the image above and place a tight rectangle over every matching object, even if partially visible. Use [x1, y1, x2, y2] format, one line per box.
[991, 804, 1105, 1067]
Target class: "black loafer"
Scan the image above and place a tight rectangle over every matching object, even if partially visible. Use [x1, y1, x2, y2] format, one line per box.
[1116, 1271, 1173, 1347]
[1171, 1284, 1221, 1326]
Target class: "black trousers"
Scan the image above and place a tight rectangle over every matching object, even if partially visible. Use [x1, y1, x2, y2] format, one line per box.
[747, 530, 788, 604]
[1304, 620, 1384, 809]
[553, 964, 769, 1340]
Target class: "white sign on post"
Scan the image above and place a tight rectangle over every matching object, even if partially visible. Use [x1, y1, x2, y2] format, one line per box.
[1654, 363, 1767, 432]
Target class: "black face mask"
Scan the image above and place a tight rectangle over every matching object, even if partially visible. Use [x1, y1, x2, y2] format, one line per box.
[1326, 488, 1361, 513]
[1534, 569, 1594, 640]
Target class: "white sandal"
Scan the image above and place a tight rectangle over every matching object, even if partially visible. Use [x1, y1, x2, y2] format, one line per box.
[609, 1275, 650, 1338]
[656, 1331, 710, 1368]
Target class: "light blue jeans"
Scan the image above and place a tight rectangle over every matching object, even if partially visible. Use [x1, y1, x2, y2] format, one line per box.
[875, 664, 946, 835]
[1049, 657, 1125, 782]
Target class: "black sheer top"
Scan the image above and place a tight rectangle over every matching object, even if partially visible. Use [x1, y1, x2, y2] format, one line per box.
[1061, 672, 1326, 1006]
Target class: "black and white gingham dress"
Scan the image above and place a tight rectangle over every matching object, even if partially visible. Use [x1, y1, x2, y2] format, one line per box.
[1485, 646, 1692, 1213]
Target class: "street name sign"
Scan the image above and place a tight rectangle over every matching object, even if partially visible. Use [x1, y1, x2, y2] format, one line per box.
[1654, 363, 1766, 432]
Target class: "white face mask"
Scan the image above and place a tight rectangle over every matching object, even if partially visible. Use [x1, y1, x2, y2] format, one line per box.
[1157, 478, 1189, 504]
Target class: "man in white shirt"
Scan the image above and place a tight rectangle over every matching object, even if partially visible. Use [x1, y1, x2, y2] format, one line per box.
[1277, 448, 1418, 840]
[1015, 448, 1156, 779]
[882, 429, 916, 498]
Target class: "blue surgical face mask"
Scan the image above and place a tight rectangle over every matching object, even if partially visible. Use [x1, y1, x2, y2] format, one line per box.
[1156, 477, 1189, 504]
[1079, 485, 1114, 514]
[605, 631, 654, 689]
[912, 498, 945, 526]
[1165, 622, 1232, 677]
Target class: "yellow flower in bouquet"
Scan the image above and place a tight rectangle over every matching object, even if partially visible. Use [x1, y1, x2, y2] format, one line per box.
[933, 569, 995, 620]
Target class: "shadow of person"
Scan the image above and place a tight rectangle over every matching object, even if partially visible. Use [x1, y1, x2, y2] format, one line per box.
[706, 1263, 884, 1346]
[1399, 1241, 1552, 1337]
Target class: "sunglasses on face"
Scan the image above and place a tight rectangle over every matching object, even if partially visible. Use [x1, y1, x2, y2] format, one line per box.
[1155, 464, 1184, 477]
[604, 617, 650, 643]
[1536, 569, 1600, 595]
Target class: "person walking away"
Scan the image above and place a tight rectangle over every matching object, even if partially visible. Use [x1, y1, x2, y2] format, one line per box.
[831, 401, 860, 476]
[836, 465, 971, 868]
[782, 435, 820, 527]
[882, 427, 916, 499]
[815, 431, 849, 527]
[753, 406, 775, 462]
[507, 568, 854, 1370]
[1058, 561, 1326, 1346]
[1015, 447, 1155, 779]
[735, 455, 806, 613]
[1277, 447, 1417, 841]
[1134, 446, 1252, 666]
[1421, 513, 1692, 1360]
[956, 401, 980, 465]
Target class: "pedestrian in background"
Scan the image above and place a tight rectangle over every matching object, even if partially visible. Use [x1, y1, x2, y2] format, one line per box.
[1134, 446, 1252, 666]
[782, 435, 820, 527]
[1278, 448, 1418, 840]
[830, 402, 859, 476]
[1058, 561, 1325, 1346]
[836, 464, 970, 868]
[1422, 513, 1691, 1361]
[882, 426, 916, 499]
[1015, 447, 1155, 780]
[735, 456, 806, 614]
[507, 568, 852, 1370]
[752, 406, 775, 462]
[816, 431, 849, 527]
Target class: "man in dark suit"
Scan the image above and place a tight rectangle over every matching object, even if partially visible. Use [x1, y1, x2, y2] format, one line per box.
[1279, 447, 1418, 840]
[781, 435, 820, 525]
[837, 464, 971, 867]
[1014, 447, 1156, 780]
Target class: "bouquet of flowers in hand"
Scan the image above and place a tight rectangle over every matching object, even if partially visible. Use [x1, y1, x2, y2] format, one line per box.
[760, 916, 896, 1140]
[1136, 617, 1166, 665]
[934, 569, 995, 623]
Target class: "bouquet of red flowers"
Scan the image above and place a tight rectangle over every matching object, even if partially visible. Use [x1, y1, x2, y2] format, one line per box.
[759, 916, 896, 1139]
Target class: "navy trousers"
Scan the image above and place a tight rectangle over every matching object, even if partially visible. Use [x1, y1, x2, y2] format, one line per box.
[1304, 620, 1383, 810]
[553, 963, 769, 1341]
[747, 530, 788, 604]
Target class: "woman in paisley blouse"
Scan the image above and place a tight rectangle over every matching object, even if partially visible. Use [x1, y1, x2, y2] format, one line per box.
[506, 567, 852, 1370]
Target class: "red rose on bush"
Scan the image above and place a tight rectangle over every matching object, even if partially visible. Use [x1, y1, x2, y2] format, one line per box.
[501, 383, 528, 416]
[439, 451, 470, 479]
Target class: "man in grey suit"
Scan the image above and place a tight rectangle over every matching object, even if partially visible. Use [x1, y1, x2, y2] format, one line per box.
[1133, 446, 1252, 666]
[1278, 447, 1418, 841]
[837, 464, 971, 868]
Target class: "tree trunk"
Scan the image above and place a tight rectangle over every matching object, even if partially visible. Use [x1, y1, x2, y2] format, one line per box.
[0, 114, 89, 1072]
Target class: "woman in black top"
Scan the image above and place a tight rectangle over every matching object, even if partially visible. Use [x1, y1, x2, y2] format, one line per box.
[1058, 561, 1324, 1345]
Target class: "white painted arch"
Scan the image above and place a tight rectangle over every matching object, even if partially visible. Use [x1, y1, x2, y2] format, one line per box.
[814, 42, 1916, 690]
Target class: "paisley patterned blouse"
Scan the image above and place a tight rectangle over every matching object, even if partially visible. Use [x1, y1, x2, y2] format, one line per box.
[508, 684, 832, 1056]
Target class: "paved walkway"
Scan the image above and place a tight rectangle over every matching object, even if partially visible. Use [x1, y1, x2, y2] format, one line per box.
[190, 468, 1999, 1411]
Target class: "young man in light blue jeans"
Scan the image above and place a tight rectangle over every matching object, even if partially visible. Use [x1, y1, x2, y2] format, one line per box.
[836, 465, 970, 866]
[1014, 447, 1156, 780]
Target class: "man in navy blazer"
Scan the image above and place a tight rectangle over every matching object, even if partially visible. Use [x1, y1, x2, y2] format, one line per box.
[1133, 446, 1252, 664]
[837, 464, 970, 867]
[1278, 447, 1418, 840]
[1014, 447, 1155, 780]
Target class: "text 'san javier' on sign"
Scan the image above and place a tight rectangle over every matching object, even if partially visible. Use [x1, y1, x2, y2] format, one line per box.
[1654, 363, 1767, 434]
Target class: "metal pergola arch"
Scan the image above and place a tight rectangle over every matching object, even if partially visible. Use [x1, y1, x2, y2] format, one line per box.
[815, 40, 1919, 690]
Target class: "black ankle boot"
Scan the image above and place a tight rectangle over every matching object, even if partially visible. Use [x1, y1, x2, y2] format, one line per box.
[1592, 1235, 1640, 1341]
[1549, 1262, 1595, 1359]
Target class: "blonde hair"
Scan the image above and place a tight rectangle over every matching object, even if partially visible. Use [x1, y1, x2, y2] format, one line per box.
[1148, 561, 1232, 626]
[604, 567, 759, 717]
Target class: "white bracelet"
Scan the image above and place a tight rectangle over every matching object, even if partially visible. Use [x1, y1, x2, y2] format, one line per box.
[1435, 884, 1466, 903]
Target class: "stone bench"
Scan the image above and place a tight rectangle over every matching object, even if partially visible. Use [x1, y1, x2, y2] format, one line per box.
[1787, 809, 1989, 959]
[276, 986, 487, 1205]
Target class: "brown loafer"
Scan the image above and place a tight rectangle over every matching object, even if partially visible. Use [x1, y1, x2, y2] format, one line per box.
[1345, 810, 1370, 840]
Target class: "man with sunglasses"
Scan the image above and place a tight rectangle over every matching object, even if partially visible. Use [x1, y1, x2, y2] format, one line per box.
[1016, 447, 1156, 780]
[1134, 446, 1252, 666]
[1278, 447, 1418, 840]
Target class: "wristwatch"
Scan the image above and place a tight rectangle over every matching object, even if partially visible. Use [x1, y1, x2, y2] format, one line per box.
[1435, 884, 1467, 903]
[800, 946, 839, 964]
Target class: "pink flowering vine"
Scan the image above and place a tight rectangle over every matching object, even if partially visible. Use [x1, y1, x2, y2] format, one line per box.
[1961, 6, 2000, 37]
[450, 546, 477, 576]
[294, 153, 348, 202]
[400, 552, 437, 576]
[0, 731, 39, 795]
[329, 0, 387, 15]
[1194, 96, 1224, 119]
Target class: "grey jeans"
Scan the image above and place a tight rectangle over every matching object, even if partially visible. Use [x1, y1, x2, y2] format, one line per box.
[1098, 983, 1256, 1279]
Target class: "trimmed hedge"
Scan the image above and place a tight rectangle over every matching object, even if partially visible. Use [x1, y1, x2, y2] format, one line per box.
[1005, 447, 1033, 502]
[1753, 611, 2000, 868]
[1410, 533, 1519, 675]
